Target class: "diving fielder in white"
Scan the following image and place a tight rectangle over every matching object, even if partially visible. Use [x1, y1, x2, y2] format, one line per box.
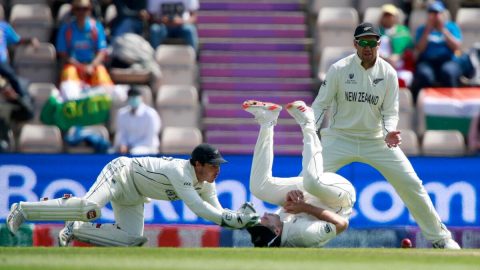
[312, 22, 460, 249]
[242, 100, 356, 247]
[6, 144, 259, 246]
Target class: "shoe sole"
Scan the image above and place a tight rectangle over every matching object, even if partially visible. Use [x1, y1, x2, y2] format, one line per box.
[286, 101, 308, 112]
[242, 100, 282, 112]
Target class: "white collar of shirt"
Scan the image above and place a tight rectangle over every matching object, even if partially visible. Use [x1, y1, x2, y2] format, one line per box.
[353, 52, 379, 70]
[129, 103, 147, 116]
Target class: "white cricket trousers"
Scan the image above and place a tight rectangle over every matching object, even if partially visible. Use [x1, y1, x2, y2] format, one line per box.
[250, 124, 355, 210]
[320, 128, 452, 242]
[83, 157, 145, 236]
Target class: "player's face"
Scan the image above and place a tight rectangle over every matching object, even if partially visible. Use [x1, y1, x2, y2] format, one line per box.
[194, 162, 220, 183]
[260, 213, 282, 233]
[354, 35, 379, 67]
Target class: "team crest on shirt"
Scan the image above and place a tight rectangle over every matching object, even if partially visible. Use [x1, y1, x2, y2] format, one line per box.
[346, 73, 357, 84]
[373, 78, 384, 86]
[321, 80, 327, 87]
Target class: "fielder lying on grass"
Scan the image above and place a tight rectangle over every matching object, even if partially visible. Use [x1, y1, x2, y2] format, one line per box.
[6, 143, 259, 247]
[242, 100, 356, 247]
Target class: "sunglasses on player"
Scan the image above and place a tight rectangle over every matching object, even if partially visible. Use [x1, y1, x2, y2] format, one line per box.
[356, 39, 379, 48]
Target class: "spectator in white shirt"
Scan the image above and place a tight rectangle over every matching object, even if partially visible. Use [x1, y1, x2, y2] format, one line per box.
[114, 87, 161, 155]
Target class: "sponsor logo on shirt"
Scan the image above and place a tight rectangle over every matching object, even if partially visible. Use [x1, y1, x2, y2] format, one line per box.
[344, 91, 379, 105]
[184, 182, 192, 186]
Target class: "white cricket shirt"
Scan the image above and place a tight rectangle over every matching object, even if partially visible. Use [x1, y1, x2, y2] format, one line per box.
[313, 53, 399, 139]
[125, 157, 224, 225]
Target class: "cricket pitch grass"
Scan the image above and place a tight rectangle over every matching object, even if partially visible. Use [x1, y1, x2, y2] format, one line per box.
[1, 247, 479, 270]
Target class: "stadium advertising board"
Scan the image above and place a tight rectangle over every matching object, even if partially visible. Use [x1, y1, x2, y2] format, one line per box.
[0, 154, 478, 227]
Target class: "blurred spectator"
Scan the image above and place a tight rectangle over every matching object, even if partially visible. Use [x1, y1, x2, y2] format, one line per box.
[0, 77, 34, 152]
[114, 87, 161, 155]
[0, 19, 38, 99]
[56, 0, 113, 100]
[411, 1, 463, 101]
[146, 0, 199, 51]
[111, 0, 149, 39]
[378, 4, 415, 87]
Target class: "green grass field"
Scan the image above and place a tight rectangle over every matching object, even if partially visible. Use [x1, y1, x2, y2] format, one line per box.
[1, 247, 479, 270]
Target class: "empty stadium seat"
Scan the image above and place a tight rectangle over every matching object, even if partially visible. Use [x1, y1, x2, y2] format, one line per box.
[27, 83, 57, 124]
[315, 7, 359, 56]
[398, 88, 415, 130]
[110, 68, 151, 85]
[18, 124, 63, 153]
[65, 125, 110, 153]
[155, 45, 197, 86]
[421, 130, 466, 156]
[318, 46, 355, 81]
[155, 85, 200, 128]
[362, 6, 406, 24]
[160, 126, 202, 154]
[10, 0, 49, 5]
[456, 8, 480, 51]
[0, 4, 4, 21]
[399, 129, 420, 156]
[13, 43, 57, 84]
[357, 0, 401, 17]
[309, 0, 354, 15]
[10, 4, 53, 42]
[56, 3, 72, 26]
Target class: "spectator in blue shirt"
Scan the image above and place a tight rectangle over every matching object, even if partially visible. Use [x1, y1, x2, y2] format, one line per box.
[411, 1, 463, 101]
[0, 21, 38, 98]
[111, 0, 149, 39]
[56, 0, 112, 98]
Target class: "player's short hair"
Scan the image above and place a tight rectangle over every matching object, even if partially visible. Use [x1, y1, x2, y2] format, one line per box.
[246, 224, 282, 247]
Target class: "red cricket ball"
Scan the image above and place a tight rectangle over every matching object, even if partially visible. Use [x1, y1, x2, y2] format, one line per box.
[401, 238, 412, 248]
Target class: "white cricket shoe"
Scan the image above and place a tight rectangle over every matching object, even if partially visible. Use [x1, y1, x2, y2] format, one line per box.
[432, 238, 461, 249]
[6, 203, 26, 235]
[286, 100, 314, 127]
[242, 100, 282, 126]
[58, 221, 75, 247]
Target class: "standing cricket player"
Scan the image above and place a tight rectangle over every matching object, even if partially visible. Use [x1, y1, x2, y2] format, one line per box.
[6, 143, 259, 246]
[242, 100, 356, 247]
[312, 22, 460, 249]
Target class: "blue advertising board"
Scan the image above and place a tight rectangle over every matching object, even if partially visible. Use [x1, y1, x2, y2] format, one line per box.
[0, 154, 478, 227]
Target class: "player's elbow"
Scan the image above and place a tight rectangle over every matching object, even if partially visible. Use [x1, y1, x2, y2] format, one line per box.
[335, 218, 349, 235]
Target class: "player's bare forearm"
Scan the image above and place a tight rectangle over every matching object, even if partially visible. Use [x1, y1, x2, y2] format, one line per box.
[283, 201, 348, 234]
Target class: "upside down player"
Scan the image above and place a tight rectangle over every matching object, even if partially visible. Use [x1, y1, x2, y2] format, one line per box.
[312, 22, 460, 249]
[242, 100, 356, 247]
[6, 143, 259, 246]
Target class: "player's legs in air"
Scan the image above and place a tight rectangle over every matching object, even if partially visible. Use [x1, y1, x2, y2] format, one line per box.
[286, 101, 355, 212]
[242, 100, 302, 206]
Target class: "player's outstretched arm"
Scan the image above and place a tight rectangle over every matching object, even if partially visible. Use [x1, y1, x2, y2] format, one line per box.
[283, 200, 348, 234]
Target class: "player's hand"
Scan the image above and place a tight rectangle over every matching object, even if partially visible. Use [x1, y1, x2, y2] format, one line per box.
[286, 190, 304, 203]
[385, 131, 402, 148]
[221, 209, 259, 229]
[283, 200, 309, 214]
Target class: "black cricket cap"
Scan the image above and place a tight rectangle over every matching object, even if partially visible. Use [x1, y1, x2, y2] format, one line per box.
[354, 22, 380, 39]
[246, 225, 281, 247]
[190, 143, 227, 165]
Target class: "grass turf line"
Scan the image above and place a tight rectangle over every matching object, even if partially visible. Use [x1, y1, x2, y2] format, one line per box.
[1, 247, 479, 270]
